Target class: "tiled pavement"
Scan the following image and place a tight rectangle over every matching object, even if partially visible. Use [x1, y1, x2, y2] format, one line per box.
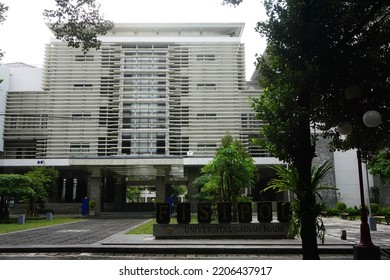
[0, 218, 144, 245]
[323, 217, 390, 248]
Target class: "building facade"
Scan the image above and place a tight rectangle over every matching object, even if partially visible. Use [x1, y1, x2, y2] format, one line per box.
[1, 23, 288, 215]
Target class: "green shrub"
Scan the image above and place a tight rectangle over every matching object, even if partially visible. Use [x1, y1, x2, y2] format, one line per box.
[377, 207, 390, 216]
[336, 202, 347, 211]
[370, 203, 381, 215]
[346, 207, 359, 216]
[89, 200, 97, 209]
[325, 207, 340, 217]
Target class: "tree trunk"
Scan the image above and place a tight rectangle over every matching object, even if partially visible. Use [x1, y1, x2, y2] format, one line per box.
[27, 198, 39, 217]
[0, 196, 10, 220]
[232, 194, 238, 222]
[295, 105, 319, 259]
[296, 153, 319, 259]
[300, 194, 320, 259]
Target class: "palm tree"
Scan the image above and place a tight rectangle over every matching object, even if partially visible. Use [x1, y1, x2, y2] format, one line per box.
[264, 161, 336, 244]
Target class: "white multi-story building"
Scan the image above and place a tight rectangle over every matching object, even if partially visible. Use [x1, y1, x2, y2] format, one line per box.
[0, 63, 46, 159]
[7, 23, 372, 215]
[40, 23, 264, 159]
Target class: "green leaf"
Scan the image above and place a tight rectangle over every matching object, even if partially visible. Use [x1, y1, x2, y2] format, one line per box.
[43, 0, 114, 52]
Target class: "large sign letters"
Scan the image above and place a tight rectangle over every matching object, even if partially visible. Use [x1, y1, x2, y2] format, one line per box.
[176, 203, 191, 224]
[197, 203, 212, 224]
[257, 202, 273, 223]
[156, 203, 170, 224]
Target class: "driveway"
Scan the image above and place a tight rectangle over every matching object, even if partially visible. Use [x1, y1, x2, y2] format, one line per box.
[0, 218, 147, 246]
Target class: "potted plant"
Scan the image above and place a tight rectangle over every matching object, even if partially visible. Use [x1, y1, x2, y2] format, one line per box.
[89, 200, 97, 216]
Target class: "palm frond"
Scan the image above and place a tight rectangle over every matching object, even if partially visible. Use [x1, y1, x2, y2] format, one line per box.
[262, 161, 335, 243]
[264, 164, 299, 194]
[311, 161, 333, 189]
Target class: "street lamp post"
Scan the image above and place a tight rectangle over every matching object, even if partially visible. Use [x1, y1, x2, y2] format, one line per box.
[337, 85, 382, 260]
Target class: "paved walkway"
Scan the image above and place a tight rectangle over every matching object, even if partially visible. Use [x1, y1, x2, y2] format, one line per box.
[323, 217, 390, 248]
[0, 216, 389, 259]
[0, 218, 143, 246]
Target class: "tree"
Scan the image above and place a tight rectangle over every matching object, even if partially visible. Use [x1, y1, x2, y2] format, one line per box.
[200, 133, 256, 221]
[168, 185, 187, 202]
[126, 187, 141, 203]
[0, 0, 113, 57]
[225, 0, 390, 259]
[24, 167, 59, 217]
[0, 2, 8, 61]
[222, 0, 243, 6]
[43, 0, 114, 53]
[0, 2, 6, 23]
[368, 150, 390, 185]
[192, 174, 217, 203]
[0, 174, 33, 220]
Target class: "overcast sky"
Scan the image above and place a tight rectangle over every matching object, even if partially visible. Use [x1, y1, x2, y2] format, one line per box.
[0, 0, 267, 79]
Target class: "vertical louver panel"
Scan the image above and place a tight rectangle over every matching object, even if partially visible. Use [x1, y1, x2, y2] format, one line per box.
[4, 24, 270, 159]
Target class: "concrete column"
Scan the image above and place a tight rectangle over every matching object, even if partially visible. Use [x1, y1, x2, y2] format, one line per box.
[155, 176, 166, 202]
[114, 177, 126, 205]
[88, 168, 102, 214]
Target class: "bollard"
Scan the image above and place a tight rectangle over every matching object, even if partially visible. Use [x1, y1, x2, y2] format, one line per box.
[341, 229, 347, 240]
[368, 217, 377, 231]
[18, 214, 25, 224]
[46, 212, 53, 221]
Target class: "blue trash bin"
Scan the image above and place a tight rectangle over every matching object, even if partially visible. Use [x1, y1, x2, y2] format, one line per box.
[81, 197, 89, 216]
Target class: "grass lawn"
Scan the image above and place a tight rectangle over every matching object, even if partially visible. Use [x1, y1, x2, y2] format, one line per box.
[128, 215, 202, 234]
[0, 217, 82, 234]
[128, 219, 156, 234]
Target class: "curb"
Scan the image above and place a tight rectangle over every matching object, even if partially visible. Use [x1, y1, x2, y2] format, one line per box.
[0, 244, 353, 255]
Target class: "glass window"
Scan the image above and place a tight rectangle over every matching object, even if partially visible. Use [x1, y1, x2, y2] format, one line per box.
[70, 143, 90, 154]
[197, 83, 216, 91]
[72, 114, 91, 121]
[73, 84, 92, 90]
[75, 55, 94, 61]
[196, 54, 215, 61]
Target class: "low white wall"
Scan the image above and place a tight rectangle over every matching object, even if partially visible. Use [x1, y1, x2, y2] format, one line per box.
[334, 149, 373, 207]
